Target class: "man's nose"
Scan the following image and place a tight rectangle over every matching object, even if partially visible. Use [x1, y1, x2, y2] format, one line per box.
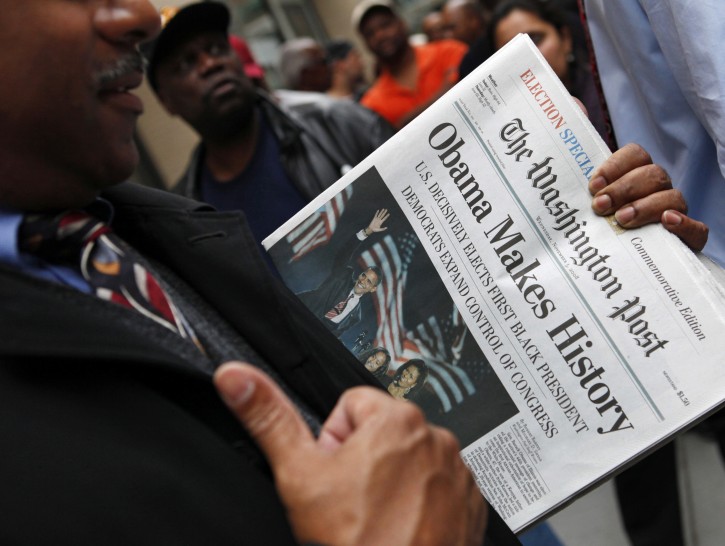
[198, 50, 226, 76]
[94, 0, 162, 48]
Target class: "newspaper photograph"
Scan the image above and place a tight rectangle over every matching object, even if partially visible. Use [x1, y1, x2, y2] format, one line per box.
[264, 35, 725, 531]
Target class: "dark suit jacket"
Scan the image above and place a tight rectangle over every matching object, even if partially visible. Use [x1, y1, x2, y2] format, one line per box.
[0, 183, 519, 546]
[297, 232, 367, 336]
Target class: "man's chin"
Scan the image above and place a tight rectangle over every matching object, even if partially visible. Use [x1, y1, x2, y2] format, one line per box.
[93, 146, 140, 190]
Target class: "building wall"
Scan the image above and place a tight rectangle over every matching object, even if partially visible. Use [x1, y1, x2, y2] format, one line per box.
[137, 0, 200, 188]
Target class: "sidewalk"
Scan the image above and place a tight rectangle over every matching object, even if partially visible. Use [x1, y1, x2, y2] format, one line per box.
[540, 432, 725, 545]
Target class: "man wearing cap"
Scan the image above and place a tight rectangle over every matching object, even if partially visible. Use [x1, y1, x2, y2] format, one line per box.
[353, 0, 468, 129]
[0, 0, 709, 544]
[146, 2, 394, 265]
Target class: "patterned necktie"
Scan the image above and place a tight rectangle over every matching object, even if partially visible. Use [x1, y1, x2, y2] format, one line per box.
[325, 293, 353, 319]
[576, 0, 617, 150]
[19, 210, 204, 351]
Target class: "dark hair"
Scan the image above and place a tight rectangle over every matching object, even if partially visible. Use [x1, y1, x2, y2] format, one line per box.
[358, 5, 396, 33]
[392, 359, 429, 400]
[358, 346, 391, 379]
[325, 39, 354, 63]
[487, 0, 569, 53]
[366, 265, 383, 286]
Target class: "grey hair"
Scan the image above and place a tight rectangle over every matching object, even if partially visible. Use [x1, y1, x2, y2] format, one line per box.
[93, 52, 147, 88]
[278, 37, 321, 89]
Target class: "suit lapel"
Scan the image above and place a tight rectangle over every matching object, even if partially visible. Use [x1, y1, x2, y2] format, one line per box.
[101, 184, 378, 416]
[0, 264, 207, 380]
[107, 184, 313, 376]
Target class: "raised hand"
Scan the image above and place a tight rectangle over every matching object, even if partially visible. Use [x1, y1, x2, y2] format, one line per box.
[365, 208, 390, 236]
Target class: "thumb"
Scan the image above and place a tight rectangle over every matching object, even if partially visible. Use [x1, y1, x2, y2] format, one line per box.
[214, 362, 315, 469]
[662, 210, 709, 252]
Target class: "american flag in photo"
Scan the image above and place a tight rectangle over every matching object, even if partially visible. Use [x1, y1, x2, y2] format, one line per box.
[286, 186, 353, 261]
[358, 233, 476, 412]
[406, 313, 477, 413]
[358, 232, 417, 361]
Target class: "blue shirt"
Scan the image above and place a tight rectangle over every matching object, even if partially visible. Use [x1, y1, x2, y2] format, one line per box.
[584, 0, 725, 267]
[200, 115, 309, 270]
[0, 201, 114, 292]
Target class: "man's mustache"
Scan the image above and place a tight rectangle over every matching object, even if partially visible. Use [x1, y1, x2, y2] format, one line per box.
[93, 52, 147, 88]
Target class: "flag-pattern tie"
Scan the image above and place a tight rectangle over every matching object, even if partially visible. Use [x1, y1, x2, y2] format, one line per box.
[325, 293, 353, 319]
[19, 210, 204, 351]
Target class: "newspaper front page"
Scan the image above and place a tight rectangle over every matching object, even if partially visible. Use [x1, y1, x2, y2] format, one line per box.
[263, 35, 725, 531]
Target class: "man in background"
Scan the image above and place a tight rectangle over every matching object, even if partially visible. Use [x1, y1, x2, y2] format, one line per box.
[146, 2, 394, 265]
[279, 37, 331, 93]
[421, 10, 447, 42]
[353, 0, 468, 129]
[582, 2, 725, 544]
[583, 0, 725, 268]
[442, 0, 491, 46]
[325, 39, 368, 101]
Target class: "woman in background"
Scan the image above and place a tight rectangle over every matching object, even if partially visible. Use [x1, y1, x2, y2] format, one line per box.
[489, 0, 608, 141]
[387, 359, 429, 402]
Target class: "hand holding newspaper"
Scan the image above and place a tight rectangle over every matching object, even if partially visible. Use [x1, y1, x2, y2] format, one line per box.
[263, 35, 725, 531]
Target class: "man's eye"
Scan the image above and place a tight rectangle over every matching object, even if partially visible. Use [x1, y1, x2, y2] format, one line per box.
[207, 41, 229, 57]
[172, 54, 195, 74]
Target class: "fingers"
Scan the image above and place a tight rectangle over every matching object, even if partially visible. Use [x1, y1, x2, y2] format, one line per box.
[590, 144, 677, 225]
[413, 424, 486, 546]
[369, 208, 390, 232]
[316, 393, 356, 452]
[587, 142, 710, 252]
[662, 210, 709, 251]
[214, 362, 314, 469]
[465, 477, 488, 546]
[572, 96, 588, 118]
[436, 429, 487, 546]
[602, 188, 686, 228]
[317, 386, 400, 451]
[589, 142, 654, 196]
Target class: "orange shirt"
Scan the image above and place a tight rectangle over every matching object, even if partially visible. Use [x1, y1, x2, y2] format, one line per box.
[361, 40, 468, 128]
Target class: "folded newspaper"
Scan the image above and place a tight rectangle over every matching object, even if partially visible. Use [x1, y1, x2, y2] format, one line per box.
[263, 35, 725, 532]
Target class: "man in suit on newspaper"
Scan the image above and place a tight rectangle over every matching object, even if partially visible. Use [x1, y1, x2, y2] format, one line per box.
[298, 209, 389, 336]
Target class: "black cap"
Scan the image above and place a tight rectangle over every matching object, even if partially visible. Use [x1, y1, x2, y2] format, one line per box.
[144, 1, 230, 91]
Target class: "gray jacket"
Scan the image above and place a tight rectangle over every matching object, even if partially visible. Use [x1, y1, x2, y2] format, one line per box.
[173, 91, 395, 201]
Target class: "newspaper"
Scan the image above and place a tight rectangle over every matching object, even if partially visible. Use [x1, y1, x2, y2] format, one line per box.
[263, 35, 725, 532]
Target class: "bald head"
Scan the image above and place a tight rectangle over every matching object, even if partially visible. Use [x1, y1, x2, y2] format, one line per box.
[422, 12, 446, 42]
[442, 0, 490, 45]
[279, 37, 331, 92]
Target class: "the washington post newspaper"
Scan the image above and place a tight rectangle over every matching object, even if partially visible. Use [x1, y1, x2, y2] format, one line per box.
[263, 35, 725, 531]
